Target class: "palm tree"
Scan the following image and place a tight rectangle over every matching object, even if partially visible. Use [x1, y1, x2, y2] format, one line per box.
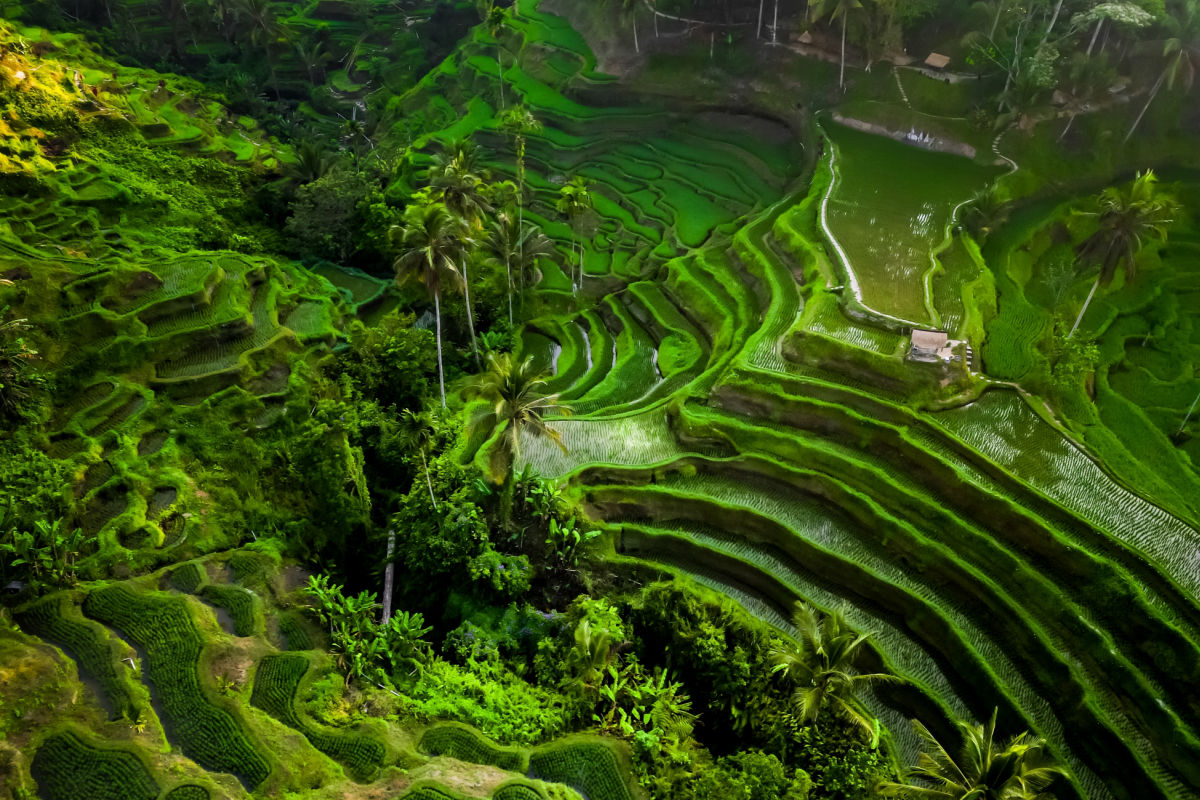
[390, 202, 468, 406]
[500, 104, 542, 271]
[467, 352, 569, 525]
[556, 176, 593, 294]
[1068, 170, 1178, 338]
[235, 0, 284, 98]
[812, 0, 864, 91]
[512, 222, 559, 313]
[482, 1, 510, 109]
[484, 204, 522, 327]
[770, 602, 901, 737]
[877, 709, 1064, 799]
[428, 144, 490, 367]
[1125, 0, 1200, 143]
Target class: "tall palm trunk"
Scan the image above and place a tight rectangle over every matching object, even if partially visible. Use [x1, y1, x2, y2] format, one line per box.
[506, 252, 514, 326]
[421, 449, 438, 510]
[435, 291, 447, 406]
[381, 529, 395, 623]
[1040, 0, 1064, 46]
[1069, 276, 1101, 338]
[839, 13, 848, 90]
[773, 0, 779, 43]
[757, 0, 765, 38]
[632, 16, 639, 52]
[1087, 18, 1103, 55]
[461, 262, 481, 367]
[496, 46, 506, 108]
[1125, 69, 1166, 143]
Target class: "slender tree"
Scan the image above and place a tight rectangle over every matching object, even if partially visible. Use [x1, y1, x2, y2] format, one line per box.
[513, 222, 560, 309]
[485, 205, 522, 326]
[390, 203, 468, 406]
[770, 602, 901, 737]
[877, 709, 1064, 800]
[1069, 170, 1178, 337]
[812, 0, 864, 91]
[1125, 0, 1200, 142]
[500, 104, 542, 277]
[556, 176, 594, 294]
[481, 1, 509, 109]
[0, 299, 42, 423]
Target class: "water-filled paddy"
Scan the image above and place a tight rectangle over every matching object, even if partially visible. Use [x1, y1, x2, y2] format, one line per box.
[822, 123, 1000, 326]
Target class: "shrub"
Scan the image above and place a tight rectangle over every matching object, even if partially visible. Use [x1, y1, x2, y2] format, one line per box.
[419, 722, 529, 772]
[250, 653, 386, 782]
[30, 731, 159, 800]
[163, 786, 210, 800]
[82, 585, 270, 788]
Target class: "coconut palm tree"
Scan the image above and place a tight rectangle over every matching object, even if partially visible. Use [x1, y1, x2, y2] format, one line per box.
[428, 145, 491, 367]
[811, 0, 864, 91]
[500, 104, 542, 267]
[1125, 0, 1200, 143]
[484, 205, 522, 327]
[480, 0, 509, 109]
[770, 602, 901, 737]
[1068, 170, 1178, 337]
[877, 709, 1064, 800]
[556, 176, 593, 294]
[390, 203, 468, 406]
[512, 222, 560, 312]
[467, 352, 569, 525]
[235, 0, 284, 98]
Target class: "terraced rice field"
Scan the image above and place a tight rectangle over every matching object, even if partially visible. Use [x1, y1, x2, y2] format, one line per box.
[490, 10, 1200, 797]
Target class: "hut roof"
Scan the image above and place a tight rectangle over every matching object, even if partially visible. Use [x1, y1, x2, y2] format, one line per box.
[924, 52, 951, 69]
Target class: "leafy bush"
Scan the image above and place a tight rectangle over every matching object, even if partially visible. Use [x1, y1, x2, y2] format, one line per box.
[163, 786, 210, 800]
[419, 722, 529, 772]
[82, 585, 270, 788]
[30, 731, 159, 800]
[528, 739, 636, 800]
[250, 654, 386, 782]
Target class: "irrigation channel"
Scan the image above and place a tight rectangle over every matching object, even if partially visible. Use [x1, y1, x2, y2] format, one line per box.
[508, 28, 1200, 795]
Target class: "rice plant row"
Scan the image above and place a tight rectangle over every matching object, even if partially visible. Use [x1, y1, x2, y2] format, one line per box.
[30, 730, 159, 800]
[528, 739, 636, 800]
[199, 584, 260, 637]
[419, 722, 530, 772]
[163, 785, 211, 800]
[250, 654, 386, 782]
[15, 597, 138, 721]
[82, 585, 271, 788]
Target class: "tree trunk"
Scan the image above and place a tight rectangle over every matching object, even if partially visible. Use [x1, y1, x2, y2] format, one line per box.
[1058, 111, 1077, 141]
[1125, 69, 1166, 144]
[839, 13, 847, 90]
[435, 291, 447, 406]
[654, 2, 659, 37]
[633, 16, 639, 52]
[757, 0, 764, 38]
[773, 0, 779, 43]
[421, 449, 439, 510]
[1040, 0, 1063, 46]
[461, 262, 481, 367]
[506, 252, 514, 326]
[1069, 276, 1101, 338]
[1179, 390, 1200, 437]
[496, 47, 506, 108]
[1086, 18, 1103, 56]
[381, 529, 395, 624]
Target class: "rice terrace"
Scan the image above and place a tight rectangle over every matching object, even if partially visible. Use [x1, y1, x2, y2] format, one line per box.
[3, 1, 1200, 799]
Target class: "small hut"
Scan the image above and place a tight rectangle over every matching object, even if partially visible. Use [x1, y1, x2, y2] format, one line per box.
[924, 52, 951, 70]
[909, 329, 949, 362]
